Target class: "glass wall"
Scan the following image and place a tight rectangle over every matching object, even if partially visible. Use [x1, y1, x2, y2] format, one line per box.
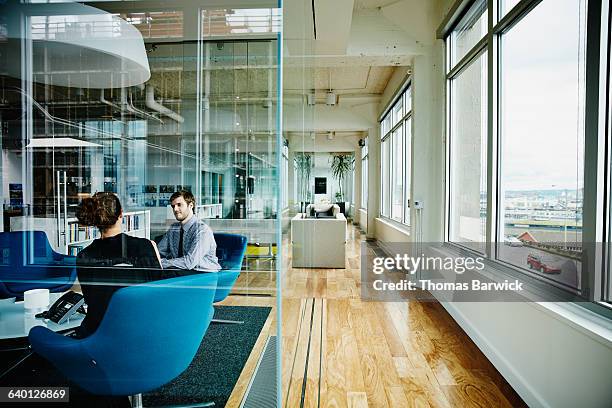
[379, 84, 412, 226]
[0, 2, 281, 399]
[0, 2, 280, 280]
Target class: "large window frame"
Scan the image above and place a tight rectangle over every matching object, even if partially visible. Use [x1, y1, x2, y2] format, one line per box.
[379, 83, 412, 226]
[442, 0, 612, 315]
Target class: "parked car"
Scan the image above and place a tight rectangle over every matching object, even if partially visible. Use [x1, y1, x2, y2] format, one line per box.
[527, 254, 561, 274]
[504, 235, 523, 247]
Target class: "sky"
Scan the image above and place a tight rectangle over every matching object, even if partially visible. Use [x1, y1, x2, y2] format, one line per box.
[501, 0, 586, 191]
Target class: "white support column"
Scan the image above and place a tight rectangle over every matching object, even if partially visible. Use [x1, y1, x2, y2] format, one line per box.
[411, 45, 445, 242]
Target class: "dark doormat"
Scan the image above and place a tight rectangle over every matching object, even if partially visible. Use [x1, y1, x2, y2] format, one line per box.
[144, 305, 271, 407]
[0, 306, 271, 408]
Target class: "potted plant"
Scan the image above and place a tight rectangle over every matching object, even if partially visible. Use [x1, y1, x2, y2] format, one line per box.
[329, 153, 355, 215]
[294, 153, 313, 213]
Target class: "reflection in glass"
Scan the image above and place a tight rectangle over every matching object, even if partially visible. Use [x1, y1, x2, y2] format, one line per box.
[0, 3, 280, 294]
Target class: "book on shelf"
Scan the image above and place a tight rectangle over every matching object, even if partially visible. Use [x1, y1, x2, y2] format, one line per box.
[67, 222, 99, 243]
[68, 244, 87, 256]
[65, 211, 149, 254]
[122, 213, 142, 232]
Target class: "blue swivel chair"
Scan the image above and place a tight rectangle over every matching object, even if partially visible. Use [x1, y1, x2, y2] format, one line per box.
[212, 233, 247, 324]
[0, 231, 76, 299]
[29, 273, 218, 407]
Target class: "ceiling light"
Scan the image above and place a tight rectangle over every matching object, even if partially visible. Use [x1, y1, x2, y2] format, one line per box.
[310, 132, 316, 140]
[327, 132, 334, 141]
[5, 3, 150, 88]
[326, 92, 336, 106]
[26, 137, 103, 149]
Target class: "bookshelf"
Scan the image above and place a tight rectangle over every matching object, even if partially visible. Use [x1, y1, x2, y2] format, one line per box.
[196, 204, 222, 220]
[66, 210, 151, 255]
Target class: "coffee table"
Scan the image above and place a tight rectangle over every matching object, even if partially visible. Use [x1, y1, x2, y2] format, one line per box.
[0, 293, 84, 340]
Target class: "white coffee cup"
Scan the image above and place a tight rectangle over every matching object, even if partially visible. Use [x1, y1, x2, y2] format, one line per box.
[24, 289, 50, 313]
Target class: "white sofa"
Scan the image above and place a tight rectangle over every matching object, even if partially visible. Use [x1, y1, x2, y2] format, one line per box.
[305, 203, 340, 217]
[291, 212, 347, 268]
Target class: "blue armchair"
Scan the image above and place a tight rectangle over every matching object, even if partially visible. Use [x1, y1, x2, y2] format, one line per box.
[213, 233, 247, 324]
[0, 231, 76, 299]
[29, 273, 218, 405]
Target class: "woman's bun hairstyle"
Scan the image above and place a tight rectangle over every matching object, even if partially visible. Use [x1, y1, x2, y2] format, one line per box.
[76, 192, 122, 230]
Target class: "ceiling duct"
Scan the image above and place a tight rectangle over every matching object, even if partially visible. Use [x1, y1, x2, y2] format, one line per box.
[145, 85, 184, 123]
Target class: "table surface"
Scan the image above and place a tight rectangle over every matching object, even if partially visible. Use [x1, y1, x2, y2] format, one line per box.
[0, 293, 84, 340]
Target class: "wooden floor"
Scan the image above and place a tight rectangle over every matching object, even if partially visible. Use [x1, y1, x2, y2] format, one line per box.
[223, 223, 527, 407]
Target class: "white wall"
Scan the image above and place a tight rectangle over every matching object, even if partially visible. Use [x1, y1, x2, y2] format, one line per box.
[375, 217, 410, 243]
[442, 301, 612, 408]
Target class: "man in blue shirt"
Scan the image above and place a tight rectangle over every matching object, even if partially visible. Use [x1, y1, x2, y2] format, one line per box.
[158, 190, 221, 272]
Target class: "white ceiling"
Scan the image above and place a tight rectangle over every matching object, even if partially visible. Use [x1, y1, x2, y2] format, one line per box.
[283, 0, 442, 98]
[283, 66, 395, 96]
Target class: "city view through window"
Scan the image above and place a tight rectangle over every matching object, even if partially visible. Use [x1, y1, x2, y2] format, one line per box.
[447, 0, 586, 293]
[497, 0, 585, 291]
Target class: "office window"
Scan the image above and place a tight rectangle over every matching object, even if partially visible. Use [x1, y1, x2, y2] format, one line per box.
[444, 0, 612, 308]
[448, 52, 487, 250]
[497, 0, 586, 290]
[391, 124, 404, 222]
[380, 85, 412, 226]
[361, 143, 368, 209]
[381, 138, 390, 217]
[403, 117, 412, 225]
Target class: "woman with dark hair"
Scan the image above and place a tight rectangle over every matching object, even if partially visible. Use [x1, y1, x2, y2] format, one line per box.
[75, 192, 164, 338]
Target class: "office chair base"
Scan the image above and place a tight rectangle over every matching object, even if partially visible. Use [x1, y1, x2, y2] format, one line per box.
[211, 318, 244, 324]
[130, 393, 215, 408]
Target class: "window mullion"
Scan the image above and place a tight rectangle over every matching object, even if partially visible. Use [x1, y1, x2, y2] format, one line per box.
[485, 0, 496, 259]
[582, 0, 607, 301]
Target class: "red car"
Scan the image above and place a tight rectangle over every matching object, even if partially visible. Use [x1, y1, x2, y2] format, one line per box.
[527, 254, 561, 274]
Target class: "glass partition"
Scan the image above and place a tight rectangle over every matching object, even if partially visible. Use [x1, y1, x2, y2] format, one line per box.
[0, 1, 281, 404]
